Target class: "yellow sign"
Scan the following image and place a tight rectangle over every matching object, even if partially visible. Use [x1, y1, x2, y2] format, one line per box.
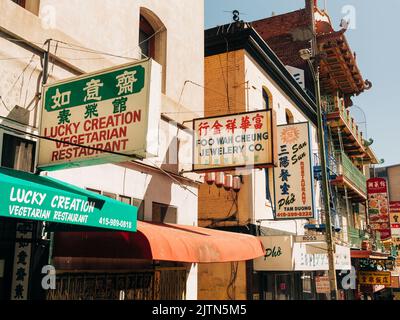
[358, 271, 391, 285]
[192, 110, 276, 171]
[39, 59, 161, 170]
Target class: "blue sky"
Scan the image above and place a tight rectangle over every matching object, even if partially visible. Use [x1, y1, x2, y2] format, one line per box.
[205, 0, 399, 167]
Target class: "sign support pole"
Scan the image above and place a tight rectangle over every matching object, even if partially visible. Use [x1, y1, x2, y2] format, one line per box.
[41, 39, 54, 266]
[307, 0, 338, 300]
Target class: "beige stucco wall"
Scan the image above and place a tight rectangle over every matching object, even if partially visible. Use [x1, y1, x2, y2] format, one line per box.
[0, 0, 204, 300]
[388, 165, 400, 201]
[1, 0, 204, 122]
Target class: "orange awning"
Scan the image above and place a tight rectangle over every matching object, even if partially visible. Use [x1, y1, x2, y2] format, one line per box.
[53, 221, 264, 263]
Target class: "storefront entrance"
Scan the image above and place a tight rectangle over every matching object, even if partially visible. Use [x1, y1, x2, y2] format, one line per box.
[46, 268, 187, 300]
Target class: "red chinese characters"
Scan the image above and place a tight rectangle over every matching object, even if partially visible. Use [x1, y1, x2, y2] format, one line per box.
[252, 113, 264, 130]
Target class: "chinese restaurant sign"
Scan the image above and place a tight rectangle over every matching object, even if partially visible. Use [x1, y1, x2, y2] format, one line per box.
[357, 271, 391, 286]
[192, 110, 276, 171]
[0, 167, 137, 232]
[273, 123, 314, 219]
[390, 201, 400, 237]
[39, 59, 161, 170]
[367, 178, 391, 240]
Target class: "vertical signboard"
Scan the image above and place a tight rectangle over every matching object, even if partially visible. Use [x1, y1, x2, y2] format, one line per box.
[39, 59, 161, 170]
[367, 178, 391, 239]
[273, 122, 315, 219]
[11, 222, 33, 300]
[390, 201, 400, 237]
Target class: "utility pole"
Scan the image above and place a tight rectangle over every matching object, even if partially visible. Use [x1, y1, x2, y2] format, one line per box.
[305, 0, 338, 300]
[41, 39, 54, 267]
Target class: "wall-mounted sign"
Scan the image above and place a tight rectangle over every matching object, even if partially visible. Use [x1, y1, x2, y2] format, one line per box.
[192, 110, 276, 172]
[295, 234, 326, 243]
[273, 122, 315, 219]
[315, 276, 330, 294]
[39, 59, 161, 170]
[293, 243, 351, 271]
[367, 178, 391, 240]
[254, 236, 350, 272]
[389, 272, 400, 288]
[11, 222, 33, 300]
[253, 236, 294, 271]
[390, 201, 400, 237]
[357, 271, 391, 286]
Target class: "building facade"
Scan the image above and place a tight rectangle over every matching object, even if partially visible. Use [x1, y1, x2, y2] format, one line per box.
[0, 0, 265, 301]
[197, 0, 387, 300]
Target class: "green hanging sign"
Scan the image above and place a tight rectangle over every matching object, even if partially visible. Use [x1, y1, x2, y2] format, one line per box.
[0, 167, 137, 232]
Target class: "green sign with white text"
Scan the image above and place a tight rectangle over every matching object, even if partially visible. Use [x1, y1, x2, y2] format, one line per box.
[0, 167, 137, 232]
[38, 58, 161, 170]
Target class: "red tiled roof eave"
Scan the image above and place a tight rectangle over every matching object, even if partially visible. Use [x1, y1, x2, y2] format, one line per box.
[317, 30, 366, 95]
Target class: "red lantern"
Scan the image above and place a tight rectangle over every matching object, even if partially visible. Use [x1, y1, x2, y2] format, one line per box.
[204, 172, 215, 185]
[224, 175, 233, 191]
[215, 172, 225, 188]
[233, 176, 241, 192]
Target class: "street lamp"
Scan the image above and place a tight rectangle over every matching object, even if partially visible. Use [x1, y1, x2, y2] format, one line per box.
[300, 48, 338, 300]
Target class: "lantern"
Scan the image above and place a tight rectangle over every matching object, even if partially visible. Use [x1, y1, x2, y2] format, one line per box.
[215, 172, 225, 188]
[233, 176, 241, 192]
[224, 174, 233, 191]
[204, 172, 215, 185]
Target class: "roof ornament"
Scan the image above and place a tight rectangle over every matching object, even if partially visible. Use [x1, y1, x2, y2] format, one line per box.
[232, 10, 240, 22]
[216, 10, 251, 35]
[364, 79, 372, 90]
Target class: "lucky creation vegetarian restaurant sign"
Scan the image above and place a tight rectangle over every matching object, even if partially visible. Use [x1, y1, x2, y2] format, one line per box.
[38, 59, 161, 170]
[367, 178, 391, 239]
[273, 122, 315, 219]
[0, 167, 137, 232]
[192, 110, 276, 171]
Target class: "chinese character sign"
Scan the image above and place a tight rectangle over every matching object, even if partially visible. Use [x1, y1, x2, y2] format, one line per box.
[193, 110, 275, 171]
[11, 222, 33, 300]
[367, 178, 391, 240]
[390, 201, 400, 237]
[357, 271, 391, 286]
[273, 123, 314, 219]
[39, 59, 161, 170]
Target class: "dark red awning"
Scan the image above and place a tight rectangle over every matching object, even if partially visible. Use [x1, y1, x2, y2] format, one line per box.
[53, 221, 264, 263]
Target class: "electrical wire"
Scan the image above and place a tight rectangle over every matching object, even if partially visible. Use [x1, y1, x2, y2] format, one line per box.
[145, 159, 198, 197]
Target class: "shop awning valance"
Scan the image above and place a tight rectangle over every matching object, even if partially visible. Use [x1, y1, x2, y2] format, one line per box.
[53, 221, 265, 263]
[0, 167, 137, 232]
